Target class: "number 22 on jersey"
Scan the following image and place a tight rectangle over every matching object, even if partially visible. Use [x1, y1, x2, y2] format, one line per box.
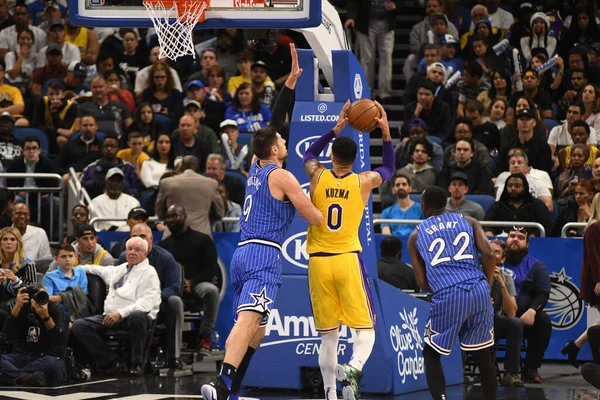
[428, 232, 474, 267]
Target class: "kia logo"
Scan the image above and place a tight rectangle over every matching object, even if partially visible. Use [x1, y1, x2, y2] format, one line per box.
[295, 136, 332, 164]
[282, 231, 308, 269]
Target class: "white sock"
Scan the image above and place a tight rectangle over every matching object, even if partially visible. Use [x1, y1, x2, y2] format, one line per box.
[319, 330, 339, 399]
[349, 330, 375, 372]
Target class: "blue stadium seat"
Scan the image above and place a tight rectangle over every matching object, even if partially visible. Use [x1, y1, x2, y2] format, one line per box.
[13, 127, 49, 154]
[465, 194, 496, 213]
[225, 169, 247, 186]
[237, 133, 252, 147]
[409, 193, 422, 203]
[427, 136, 443, 145]
[544, 118, 559, 133]
[70, 131, 106, 142]
[154, 113, 173, 133]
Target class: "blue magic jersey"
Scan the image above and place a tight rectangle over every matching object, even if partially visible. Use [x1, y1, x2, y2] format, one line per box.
[239, 160, 295, 245]
[416, 213, 485, 293]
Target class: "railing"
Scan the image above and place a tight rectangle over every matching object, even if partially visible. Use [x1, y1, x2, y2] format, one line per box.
[561, 222, 588, 238]
[0, 172, 64, 244]
[89, 216, 240, 231]
[373, 219, 547, 238]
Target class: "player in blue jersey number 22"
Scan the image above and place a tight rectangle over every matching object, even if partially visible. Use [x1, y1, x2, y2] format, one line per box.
[408, 186, 497, 400]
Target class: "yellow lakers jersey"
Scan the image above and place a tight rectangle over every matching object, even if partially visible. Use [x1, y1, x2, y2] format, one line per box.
[307, 169, 364, 255]
[66, 27, 89, 57]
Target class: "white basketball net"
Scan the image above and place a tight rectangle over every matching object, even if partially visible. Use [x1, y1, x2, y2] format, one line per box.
[143, 0, 208, 61]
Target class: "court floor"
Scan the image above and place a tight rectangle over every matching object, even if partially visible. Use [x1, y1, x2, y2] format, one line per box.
[0, 364, 598, 400]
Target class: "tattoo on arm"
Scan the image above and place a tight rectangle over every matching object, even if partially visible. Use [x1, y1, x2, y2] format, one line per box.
[304, 159, 322, 179]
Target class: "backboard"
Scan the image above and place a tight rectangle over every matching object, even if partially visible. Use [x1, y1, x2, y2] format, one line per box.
[68, 0, 321, 29]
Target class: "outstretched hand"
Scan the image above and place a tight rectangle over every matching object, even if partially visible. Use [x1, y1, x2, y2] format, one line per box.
[373, 101, 390, 140]
[285, 43, 303, 89]
[333, 100, 351, 135]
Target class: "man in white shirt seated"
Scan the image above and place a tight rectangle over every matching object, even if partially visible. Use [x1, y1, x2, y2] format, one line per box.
[72, 236, 161, 376]
[494, 148, 554, 212]
[90, 168, 140, 231]
[11, 203, 52, 260]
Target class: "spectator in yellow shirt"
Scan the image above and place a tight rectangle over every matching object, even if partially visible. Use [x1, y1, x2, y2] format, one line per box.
[0, 59, 27, 126]
[116, 131, 149, 177]
[227, 51, 272, 96]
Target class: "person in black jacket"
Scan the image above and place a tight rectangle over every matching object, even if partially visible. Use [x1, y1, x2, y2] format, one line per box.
[55, 114, 102, 177]
[1, 283, 67, 387]
[157, 204, 220, 357]
[377, 236, 419, 292]
[502, 227, 552, 384]
[7, 136, 59, 236]
[344, 0, 399, 103]
[402, 81, 453, 140]
[484, 173, 553, 237]
[436, 138, 494, 195]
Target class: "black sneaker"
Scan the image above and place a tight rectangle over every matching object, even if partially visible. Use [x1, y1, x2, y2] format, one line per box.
[500, 372, 523, 387]
[201, 376, 231, 400]
[20, 372, 47, 387]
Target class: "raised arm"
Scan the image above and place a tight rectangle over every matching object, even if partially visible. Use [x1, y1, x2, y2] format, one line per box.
[303, 101, 350, 180]
[270, 168, 323, 226]
[271, 43, 302, 133]
[360, 101, 395, 191]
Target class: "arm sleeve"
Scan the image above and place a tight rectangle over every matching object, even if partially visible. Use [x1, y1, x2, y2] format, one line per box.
[270, 85, 294, 133]
[303, 130, 335, 163]
[373, 140, 395, 182]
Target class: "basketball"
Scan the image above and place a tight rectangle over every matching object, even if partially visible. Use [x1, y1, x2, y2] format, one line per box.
[346, 99, 381, 132]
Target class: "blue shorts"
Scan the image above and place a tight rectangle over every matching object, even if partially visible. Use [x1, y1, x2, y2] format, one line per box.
[425, 279, 494, 355]
[230, 243, 282, 327]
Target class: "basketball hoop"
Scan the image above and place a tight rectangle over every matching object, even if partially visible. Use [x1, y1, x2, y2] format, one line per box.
[143, 0, 209, 61]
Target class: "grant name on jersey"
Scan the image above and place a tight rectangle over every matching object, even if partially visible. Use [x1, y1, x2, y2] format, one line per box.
[325, 188, 350, 200]
[424, 221, 459, 235]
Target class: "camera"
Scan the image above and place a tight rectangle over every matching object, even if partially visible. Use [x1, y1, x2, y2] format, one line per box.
[24, 286, 49, 306]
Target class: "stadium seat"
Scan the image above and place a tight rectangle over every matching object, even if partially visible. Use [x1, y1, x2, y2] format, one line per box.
[154, 113, 173, 133]
[225, 169, 247, 186]
[427, 136, 442, 145]
[70, 130, 106, 142]
[237, 133, 252, 147]
[409, 193, 422, 203]
[35, 258, 54, 275]
[13, 127, 50, 154]
[465, 194, 496, 213]
[544, 118, 559, 133]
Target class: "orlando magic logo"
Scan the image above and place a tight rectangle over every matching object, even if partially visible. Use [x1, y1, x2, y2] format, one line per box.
[546, 268, 583, 330]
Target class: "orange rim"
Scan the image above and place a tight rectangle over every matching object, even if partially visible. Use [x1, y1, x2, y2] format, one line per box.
[143, 0, 209, 22]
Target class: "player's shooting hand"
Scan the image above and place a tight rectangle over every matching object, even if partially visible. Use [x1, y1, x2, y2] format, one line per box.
[334, 100, 351, 134]
[374, 101, 391, 140]
[594, 282, 600, 296]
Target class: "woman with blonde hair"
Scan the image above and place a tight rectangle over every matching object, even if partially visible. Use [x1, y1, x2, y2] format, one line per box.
[0, 226, 37, 327]
[561, 192, 600, 367]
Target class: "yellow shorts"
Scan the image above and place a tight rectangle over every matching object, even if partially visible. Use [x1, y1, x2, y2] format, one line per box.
[308, 252, 375, 333]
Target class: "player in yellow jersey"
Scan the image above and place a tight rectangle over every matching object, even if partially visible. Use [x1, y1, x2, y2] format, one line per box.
[302, 101, 394, 400]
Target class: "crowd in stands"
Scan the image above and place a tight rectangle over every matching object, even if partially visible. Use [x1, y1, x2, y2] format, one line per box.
[0, 0, 594, 390]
